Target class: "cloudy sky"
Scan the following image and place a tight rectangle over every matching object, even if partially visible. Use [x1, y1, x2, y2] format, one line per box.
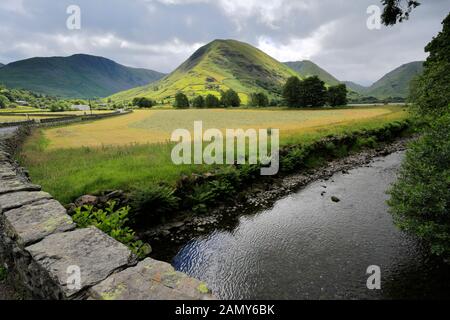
[0, 0, 448, 85]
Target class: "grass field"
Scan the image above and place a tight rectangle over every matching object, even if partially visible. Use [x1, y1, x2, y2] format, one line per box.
[40, 106, 403, 149]
[18, 105, 409, 203]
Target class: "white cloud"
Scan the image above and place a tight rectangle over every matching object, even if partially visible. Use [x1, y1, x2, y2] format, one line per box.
[257, 21, 336, 62]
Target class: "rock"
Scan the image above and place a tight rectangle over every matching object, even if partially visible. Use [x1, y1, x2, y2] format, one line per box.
[331, 196, 341, 203]
[0, 163, 16, 179]
[89, 258, 215, 300]
[25, 227, 136, 299]
[0, 178, 41, 195]
[3, 199, 76, 247]
[98, 190, 127, 204]
[0, 191, 53, 211]
[168, 221, 185, 229]
[74, 195, 98, 207]
[160, 230, 171, 237]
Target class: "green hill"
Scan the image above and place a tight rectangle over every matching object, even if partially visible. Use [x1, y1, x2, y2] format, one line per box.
[342, 81, 368, 95]
[0, 54, 165, 98]
[284, 60, 340, 86]
[109, 39, 301, 104]
[365, 61, 424, 98]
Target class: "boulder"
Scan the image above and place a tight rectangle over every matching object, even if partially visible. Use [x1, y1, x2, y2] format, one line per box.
[74, 195, 98, 207]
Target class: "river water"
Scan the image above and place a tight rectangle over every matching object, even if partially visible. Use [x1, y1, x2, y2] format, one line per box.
[172, 152, 450, 299]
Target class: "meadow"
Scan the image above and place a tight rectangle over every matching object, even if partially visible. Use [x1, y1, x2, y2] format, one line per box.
[18, 105, 409, 204]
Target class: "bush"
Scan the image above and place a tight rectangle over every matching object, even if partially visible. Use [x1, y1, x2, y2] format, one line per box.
[388, 113, 450, 259]
[72, 201, 151, 258]
[327, 84, 348, 106]
[130, 185, 180, 223]
[249, 92, 269, 107]
[204, 94, 220, 108]
[220, 89, 241, 107]
[173, 92, 190, 109]
[50, 101, 70, 112]
[132, 97, 154, 108]
[0, 94, 9, 108]
[192, 95, 205, 108]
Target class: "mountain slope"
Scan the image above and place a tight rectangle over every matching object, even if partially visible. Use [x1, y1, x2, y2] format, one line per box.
[0, 54, 165, 98]
[109, 39, 301, 103]
[284, 60, 340, 86]
[365, 61, 424, 98]
[342, 81, 368, 94]
[0, 63, 4, 68]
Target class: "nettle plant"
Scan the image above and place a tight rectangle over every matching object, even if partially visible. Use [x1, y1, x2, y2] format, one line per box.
[72, 201, 151, 258]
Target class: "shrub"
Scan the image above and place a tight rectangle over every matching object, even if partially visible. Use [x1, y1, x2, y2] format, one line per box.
[249, 92, 269, 107]
[173, 92, 190, 109]
[220, 89, 241, 107]
[72, 201, 151, 258]
[0, 94, 9, 108]
[204, 94, 220, 108]
[130, 185, 180, 223]
[327, 84, 348, 106]
[388, 113, 450, 259]
[192, 96, 205, 108]
[132, 97, 154, 108]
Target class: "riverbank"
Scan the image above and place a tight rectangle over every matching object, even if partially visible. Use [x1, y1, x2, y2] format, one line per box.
[145, 134, 415, 262]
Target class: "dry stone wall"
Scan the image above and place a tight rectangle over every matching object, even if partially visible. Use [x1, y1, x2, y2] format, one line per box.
[0, 126, 214, 300]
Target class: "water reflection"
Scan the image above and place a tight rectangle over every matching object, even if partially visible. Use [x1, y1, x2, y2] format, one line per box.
[173, 152, 450, 299]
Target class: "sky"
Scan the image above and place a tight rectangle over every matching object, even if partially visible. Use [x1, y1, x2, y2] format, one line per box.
[0, 0, 448, 85]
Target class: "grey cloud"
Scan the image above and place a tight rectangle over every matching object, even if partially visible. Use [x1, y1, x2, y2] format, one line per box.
[0, 0, 448, 83]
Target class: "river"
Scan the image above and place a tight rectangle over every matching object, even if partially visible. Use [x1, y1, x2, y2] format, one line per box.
[171, 152, 450, 299]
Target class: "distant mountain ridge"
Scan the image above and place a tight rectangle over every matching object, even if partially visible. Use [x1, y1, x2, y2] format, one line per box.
[284, 60, 340, 86]
[342, 61, 424, 98]
[0, 54, 165, 98]
[0, 63, 4, 68]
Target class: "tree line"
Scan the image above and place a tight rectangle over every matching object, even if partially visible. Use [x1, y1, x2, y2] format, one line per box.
[131, 76, 348, 109]
[282, 76, 348, 108]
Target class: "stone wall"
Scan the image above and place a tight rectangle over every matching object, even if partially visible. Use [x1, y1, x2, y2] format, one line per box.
[0, 126, 214, 300]
[0, 110, 133, 129]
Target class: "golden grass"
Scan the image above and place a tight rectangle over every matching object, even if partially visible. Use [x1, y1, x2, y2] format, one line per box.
[42, 106, 406, 150]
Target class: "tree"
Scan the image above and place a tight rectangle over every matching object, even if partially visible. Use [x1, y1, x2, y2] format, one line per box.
[173, 92, 189, 109]
[282, 76, 302, 107]
[249, 92, 269, 107]
[204, 94, 220, 108]
[221, 89, 241, 107]
[327, 84, 348, 107]
[381, 0, 421, 26]
[300, 76, 327, 107]
[192, 95, 205, 108]
[388, 13, 450, 260]
[49, 101, 70, 112]
[409, 13, 450, 118]
[0, 94, 9, 108]
[132, 97, 154, 108]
